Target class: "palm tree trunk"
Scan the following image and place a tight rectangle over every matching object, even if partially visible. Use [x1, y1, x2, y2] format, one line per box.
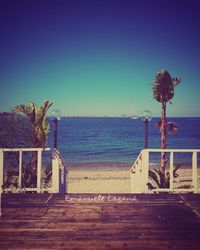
[160, 100, 167, 186]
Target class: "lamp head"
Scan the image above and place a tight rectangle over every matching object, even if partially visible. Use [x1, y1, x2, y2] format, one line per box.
[51, 109, 62, 120]
[141, 110, 152, 122]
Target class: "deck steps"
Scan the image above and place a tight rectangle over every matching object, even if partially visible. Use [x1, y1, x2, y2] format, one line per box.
[0, 194, 200, 249]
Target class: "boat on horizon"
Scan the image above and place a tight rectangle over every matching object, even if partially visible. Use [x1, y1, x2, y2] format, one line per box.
[131, 116, 139, 119]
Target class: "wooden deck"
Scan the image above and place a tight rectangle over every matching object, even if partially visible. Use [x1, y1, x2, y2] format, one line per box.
[0, 193, 200, 249]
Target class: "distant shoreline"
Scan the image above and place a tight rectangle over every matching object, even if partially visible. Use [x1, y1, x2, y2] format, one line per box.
[1, 113, 200, 119]
[66, 162, 131, 171]
[66, 161, 200, 171]
[55, 116, 200, 119]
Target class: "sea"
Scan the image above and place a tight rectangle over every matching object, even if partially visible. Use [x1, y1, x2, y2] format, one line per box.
[48, 117, 200, 165]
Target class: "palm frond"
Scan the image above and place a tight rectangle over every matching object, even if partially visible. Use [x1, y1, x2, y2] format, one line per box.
[167, 122, 178, 135]
[155, 120, 178, 135]
[152, 69, 174, 103]
[148, 169, 161, 188]
[12, 105, 29, 115]
[173, 162, 183, 178]
[172, 77, 181, 87]
[12, 100, 53, 148]
[28, 102, 37, 123]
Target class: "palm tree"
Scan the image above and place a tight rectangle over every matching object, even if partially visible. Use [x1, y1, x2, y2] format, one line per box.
[12, 101, 53, 147]
[12, 100, 53, 170]
[152, 69, 181, 186]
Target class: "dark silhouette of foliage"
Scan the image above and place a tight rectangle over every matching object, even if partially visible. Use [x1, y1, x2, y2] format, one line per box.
[152, 69, 181, 187]
[1, 101, 53, 191]
[0, 112, 32, 148]
[147, 162, 183, 190]
[12, 101, 53, 148]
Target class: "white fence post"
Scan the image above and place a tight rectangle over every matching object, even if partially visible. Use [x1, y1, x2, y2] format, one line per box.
[37, 150, 42, 193]
[169, 151, 174, 192]
[143, 149, 149, 193]
[130, 152, 143, 193]
[18, 151, 22, 189]
[192, 151, 198, 193]
[130, 150, 149, 193]
[52, 150, 59, 193]
[51, 149, 67, 193]
[0, 150, 3, 217]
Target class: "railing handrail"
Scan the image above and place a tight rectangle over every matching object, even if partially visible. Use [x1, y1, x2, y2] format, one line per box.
[0, 147, 51, 152]
[0, 148, 52, 194]
[0, 147, 66, 217]
[130, 150, 143, 173]
[52, 148, 68, 193]
[144, 148, 200, 153]
[130, 148, 200, 194]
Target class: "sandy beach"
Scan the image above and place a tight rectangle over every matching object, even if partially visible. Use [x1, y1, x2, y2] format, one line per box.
[67, 163, 131, 193]
[67, 163, 200, 193]
[68, 169, 131, 193]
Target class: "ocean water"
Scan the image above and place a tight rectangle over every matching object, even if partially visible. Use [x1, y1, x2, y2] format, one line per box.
[48, 117, 200, 164]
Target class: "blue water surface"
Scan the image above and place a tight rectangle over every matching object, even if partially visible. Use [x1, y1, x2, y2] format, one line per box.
[48, 117, 200, 164]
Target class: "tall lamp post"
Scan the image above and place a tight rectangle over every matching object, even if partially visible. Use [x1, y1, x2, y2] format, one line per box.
[141, 110, 152, 149]
[51, 109, 62, 149]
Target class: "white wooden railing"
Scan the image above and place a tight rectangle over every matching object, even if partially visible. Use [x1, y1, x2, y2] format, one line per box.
[0, 148, 67, 216]
[0, 148, 50, 193]
[52, 149, 68, 193]
[130, 150, 149, 193]
[130, 149, 200, 193]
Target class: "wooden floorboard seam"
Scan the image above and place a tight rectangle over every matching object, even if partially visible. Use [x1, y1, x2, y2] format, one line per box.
[179, 194, 200, 218]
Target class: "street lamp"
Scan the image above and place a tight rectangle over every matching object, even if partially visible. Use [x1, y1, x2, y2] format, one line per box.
[141, 110, 152, 149]
[51, 109, 62, 149]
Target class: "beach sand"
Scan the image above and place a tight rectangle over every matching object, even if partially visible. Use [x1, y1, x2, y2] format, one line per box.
[68, 169, 131, 193]
[67, 163, 131, 193]
[67, 163, 200, 193]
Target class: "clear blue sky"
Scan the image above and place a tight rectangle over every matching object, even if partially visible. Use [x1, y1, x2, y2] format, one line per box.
[0, 0, 200, 117]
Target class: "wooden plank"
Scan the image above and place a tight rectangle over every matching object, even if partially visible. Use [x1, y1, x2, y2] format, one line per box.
[0, 222, 199, 237]
[0, 220, 182, 230]
[0, 224, 199, 239]
[1, 193, 52, 207]
[0, 193, 200, 250]
[0, 239, 199, 250]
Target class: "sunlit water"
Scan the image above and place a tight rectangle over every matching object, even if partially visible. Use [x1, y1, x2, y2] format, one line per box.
[48, 117, 200, 165]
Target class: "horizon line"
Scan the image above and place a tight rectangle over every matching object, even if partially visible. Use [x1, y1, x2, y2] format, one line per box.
[1, 112, 200, 119]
